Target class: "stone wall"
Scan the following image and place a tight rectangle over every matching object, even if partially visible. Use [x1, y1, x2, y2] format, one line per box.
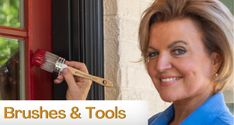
[104, 0, 170, 117]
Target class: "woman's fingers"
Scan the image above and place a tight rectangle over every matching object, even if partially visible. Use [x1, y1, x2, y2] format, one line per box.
[54, 61, 89, 84]
[54, 74, 64, 84]
[61, 68, 77, 89]
[65, 61, 89, 73]
[65, 61, 91, 84]
[53, 61, 92, 100]
[54, 79, 62, 84]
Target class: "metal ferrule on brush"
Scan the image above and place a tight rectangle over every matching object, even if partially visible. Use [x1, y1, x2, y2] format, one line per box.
[55, 57, 67, 73]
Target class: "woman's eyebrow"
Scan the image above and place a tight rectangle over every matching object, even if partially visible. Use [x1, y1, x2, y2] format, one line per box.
[168, 40, 187, 49]
[148, 40, 187, 51]
[147, 46, 158, 51]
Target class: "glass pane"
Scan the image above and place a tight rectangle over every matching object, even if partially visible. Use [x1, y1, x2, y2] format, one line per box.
[0, 0, 24, 28]
[0, 37, 25, 99]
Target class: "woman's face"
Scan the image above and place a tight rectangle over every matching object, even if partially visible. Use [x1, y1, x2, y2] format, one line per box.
[147, 18, 218, 102]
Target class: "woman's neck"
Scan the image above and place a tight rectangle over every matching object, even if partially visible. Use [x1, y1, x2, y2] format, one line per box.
[170, 87, 213, 125]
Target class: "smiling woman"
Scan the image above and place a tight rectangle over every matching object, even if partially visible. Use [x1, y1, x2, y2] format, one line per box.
[139, 0, 234, 125]
[147, 18, 217, 103]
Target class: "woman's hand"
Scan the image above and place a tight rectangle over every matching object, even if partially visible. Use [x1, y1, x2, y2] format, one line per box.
[54, 61, 92, 100]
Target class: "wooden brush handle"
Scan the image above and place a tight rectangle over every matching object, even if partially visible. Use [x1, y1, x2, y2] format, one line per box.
[67, 66, 113, 87]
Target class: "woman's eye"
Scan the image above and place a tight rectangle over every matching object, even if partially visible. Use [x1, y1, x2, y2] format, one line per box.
[172, 48, 186, 56]
[147, 51, 159, 58]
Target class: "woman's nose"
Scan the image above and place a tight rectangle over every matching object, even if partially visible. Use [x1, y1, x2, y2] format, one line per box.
[155, 54, 172, 72]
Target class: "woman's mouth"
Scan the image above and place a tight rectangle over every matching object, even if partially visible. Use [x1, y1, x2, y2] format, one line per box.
[160, 77, 180, 82]
[159, 76, 182, 87]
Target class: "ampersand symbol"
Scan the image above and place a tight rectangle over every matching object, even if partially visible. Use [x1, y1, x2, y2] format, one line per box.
[70, 106, 81, 119]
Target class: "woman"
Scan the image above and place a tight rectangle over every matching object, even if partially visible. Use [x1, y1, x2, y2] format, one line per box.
[139, 0, 234, 124]
[55, 0, 234, 124]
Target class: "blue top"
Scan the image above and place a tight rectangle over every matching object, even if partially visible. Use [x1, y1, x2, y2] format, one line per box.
[149, 92, 234, 125]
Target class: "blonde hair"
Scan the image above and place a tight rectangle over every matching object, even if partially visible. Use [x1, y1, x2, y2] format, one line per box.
[139, 0, 234, 92]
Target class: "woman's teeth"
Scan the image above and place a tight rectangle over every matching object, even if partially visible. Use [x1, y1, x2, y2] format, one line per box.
[160, 77, 179, 82]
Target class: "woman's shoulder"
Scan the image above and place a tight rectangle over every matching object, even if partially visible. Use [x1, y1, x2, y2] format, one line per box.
[148, 113, 161, 123]
[148, 113, 162, 125]
[148, 105, 174, 125]
[213, 111, 234, 125]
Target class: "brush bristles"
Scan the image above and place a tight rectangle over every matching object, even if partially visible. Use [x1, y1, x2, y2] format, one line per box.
[40, 51, 59, 73]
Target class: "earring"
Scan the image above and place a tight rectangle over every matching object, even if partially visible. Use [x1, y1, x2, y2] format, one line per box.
[213, 73, 219, 82]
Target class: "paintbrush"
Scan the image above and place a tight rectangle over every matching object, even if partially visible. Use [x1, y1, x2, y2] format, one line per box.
[31, 49, 113, 87]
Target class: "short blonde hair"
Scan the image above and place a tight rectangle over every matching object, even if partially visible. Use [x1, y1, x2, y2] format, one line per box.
[139, 0, 234, 92]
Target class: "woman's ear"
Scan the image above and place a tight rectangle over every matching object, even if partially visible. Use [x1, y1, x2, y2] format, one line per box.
[211, 52, 222, 73]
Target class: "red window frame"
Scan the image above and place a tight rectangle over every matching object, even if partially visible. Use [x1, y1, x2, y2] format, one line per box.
[0, 0, 52, 99]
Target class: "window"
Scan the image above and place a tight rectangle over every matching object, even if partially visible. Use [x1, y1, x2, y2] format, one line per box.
[0, 0, 52, 100]
[0, 0, 25, 99]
